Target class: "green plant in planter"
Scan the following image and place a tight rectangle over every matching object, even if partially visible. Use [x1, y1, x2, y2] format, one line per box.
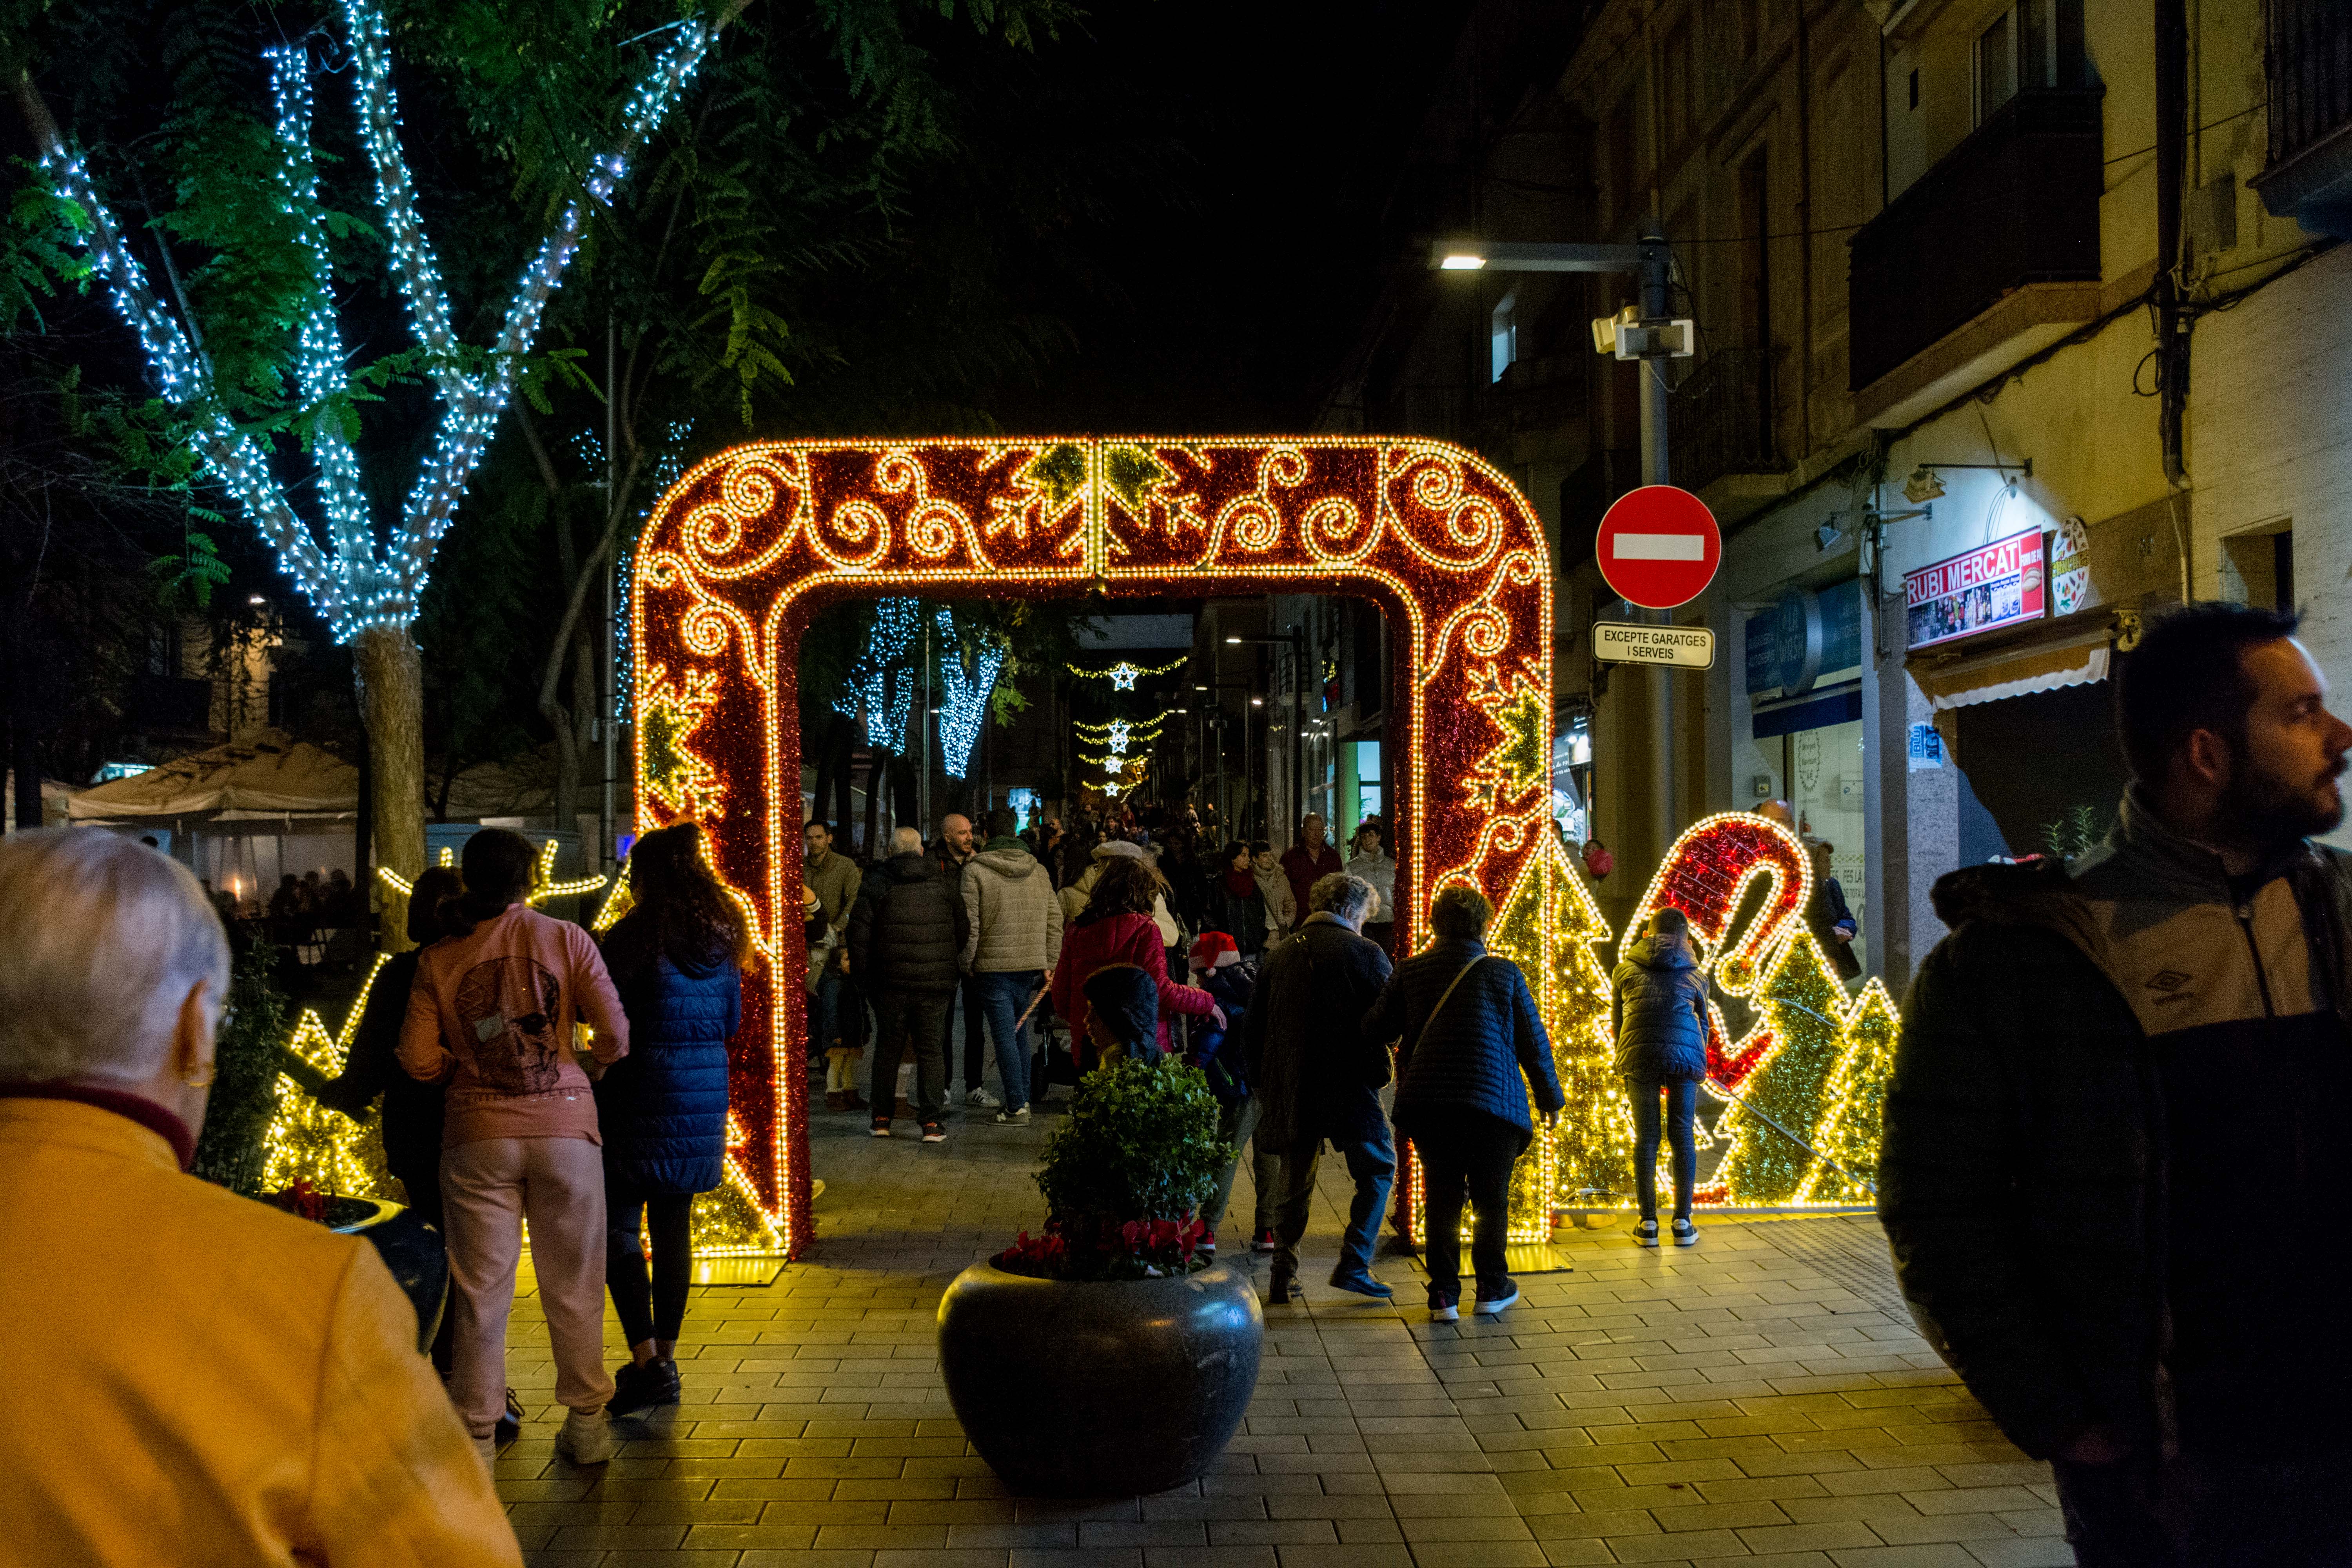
[191, 938, 290, 1196]
[1014, 1056, 1236, 1279]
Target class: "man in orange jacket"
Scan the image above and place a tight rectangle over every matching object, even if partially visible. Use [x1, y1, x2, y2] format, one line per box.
[0, 828, 520, 1567]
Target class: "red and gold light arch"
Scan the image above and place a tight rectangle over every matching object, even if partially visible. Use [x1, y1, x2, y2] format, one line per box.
[630, 437, 1610, 1256]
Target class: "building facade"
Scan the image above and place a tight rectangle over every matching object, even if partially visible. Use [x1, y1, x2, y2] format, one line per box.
[1316, 0, 2345, 991]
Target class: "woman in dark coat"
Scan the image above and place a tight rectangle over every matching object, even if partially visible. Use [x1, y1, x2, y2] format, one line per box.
[595, 822, 749, 1414]
[1201, 842, 1270, 956]
[1363, 884, 1563, 1322]
[1610, 906, 1709, 1247]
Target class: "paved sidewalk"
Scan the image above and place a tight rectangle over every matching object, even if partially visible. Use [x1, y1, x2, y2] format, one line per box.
[495, 1092, 2069, 1568]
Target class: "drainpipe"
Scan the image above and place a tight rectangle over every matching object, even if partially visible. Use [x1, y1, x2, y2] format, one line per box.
[2155, 0, 2190, 488]
[1796, 0, 1815, 462]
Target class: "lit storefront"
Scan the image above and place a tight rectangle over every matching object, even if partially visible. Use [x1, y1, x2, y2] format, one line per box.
[1740, 580, 1867, 974]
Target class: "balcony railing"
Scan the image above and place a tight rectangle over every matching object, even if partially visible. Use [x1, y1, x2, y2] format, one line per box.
[2255, 0, 2352, 237]
[1672, 347, 1783, 494]
[1847, 87, 2103, 392]
[2269, 0, 2352, 169]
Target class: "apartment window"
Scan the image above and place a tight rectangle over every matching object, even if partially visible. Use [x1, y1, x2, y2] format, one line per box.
[1976, 0, 2086, 123]
[1490, 291, 1519, 383]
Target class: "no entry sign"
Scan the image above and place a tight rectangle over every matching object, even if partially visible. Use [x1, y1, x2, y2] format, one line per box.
[1597, 486, 1721, 610]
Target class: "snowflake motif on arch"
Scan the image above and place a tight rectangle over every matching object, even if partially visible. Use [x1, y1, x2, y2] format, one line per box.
[1461, 662, 1551, 813]
[639, 663, 725, 820]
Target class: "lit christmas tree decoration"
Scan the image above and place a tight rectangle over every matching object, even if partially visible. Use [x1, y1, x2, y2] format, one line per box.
[34, 0, 722, 643]
[265, 956, 398, 1200]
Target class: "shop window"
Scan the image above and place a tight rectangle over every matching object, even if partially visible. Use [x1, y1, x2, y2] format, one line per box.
[2220, 520, 2294, 611]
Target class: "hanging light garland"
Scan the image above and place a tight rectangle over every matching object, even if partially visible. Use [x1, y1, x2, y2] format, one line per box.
[33, 0, 721, 644]
[1065, 654, 1187, 691]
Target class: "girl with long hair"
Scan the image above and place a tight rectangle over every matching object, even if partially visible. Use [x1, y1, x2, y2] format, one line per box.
[593, 822, 751, 1414]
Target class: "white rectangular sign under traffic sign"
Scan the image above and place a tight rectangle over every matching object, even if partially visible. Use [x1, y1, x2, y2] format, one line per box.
[1593, 621, 1716, 669]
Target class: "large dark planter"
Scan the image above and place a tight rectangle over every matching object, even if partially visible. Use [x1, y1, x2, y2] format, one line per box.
[937, 1258, 1263, 1495]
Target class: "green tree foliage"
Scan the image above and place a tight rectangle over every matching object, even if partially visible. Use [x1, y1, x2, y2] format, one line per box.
[1034, 1056, 1232, 1238]
[190, 936, 291, 1196]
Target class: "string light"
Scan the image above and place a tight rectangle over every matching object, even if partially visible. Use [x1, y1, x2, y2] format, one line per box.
[932, 606, 1007, 778]
[373, 840, 604, 903]
[832, 598, 920, 749]
[1066, 655, 1188, 690]
[264, 954, 397, 1198]
[630, 435, 1566, 1256]
[1623, 811, 1903, 1208]
[36, 2, 720, 644]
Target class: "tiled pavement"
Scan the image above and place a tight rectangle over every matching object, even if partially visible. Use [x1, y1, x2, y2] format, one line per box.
[495, 1088, 2070, 1568]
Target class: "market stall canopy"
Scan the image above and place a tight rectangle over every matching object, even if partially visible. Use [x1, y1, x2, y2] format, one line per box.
[67, 730, 358, 821]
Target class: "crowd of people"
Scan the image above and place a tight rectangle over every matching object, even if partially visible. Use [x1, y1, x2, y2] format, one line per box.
[11, 600, 2347, 1562]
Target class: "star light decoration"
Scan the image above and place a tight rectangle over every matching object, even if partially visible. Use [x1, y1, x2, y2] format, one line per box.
[33, 1, 720, 643]
[630, 436, 1876, 1258]
[1068, 655, 1187, 691]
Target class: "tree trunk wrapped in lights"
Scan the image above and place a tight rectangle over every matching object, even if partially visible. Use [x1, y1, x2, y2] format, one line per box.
[18, 0, 730, 904]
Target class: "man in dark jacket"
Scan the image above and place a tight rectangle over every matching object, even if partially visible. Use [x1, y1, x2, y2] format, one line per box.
[1883, 603, 2352, 1566]
[1367, 883, 1563, 1320]
[1240, 873, 1394, 1304]
[850, 827, 971, 1142]
[1611, 907, 1708, 1247]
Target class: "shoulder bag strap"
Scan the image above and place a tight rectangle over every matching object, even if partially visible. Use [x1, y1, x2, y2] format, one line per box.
[1408, 955, 1490, 1058]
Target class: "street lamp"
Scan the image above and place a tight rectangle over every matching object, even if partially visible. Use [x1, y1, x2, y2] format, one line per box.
[1431, 225, 1695, 874]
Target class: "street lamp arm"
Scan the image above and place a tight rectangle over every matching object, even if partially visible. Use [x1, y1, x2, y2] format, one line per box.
[1428, 239, 1656, 273]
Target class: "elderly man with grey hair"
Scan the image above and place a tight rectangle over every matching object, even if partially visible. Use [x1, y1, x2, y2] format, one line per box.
[0, 829, 518, 1563]
[1238, 870, 1397, 1304]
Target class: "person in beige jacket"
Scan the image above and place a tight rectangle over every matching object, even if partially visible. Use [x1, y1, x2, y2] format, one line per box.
[960, 808, 1063, 1119]
[0, 828, 518, 1567]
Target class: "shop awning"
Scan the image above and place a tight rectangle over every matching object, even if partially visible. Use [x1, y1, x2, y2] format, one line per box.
[1911, 622, 2112, 710]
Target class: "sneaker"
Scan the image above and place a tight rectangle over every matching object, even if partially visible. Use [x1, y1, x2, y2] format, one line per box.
[870, 1119, 892, 1137]
[967, 1087, 1001, 1108]
[495, 1387, 524, 1445]
[1428, 1294, 1460, 1323]
[920, 1122, 947, 1143]
[1473, 1281, 1521, 1316]
[555, 1406, 616, 1465]
[1328, 1268, 1395, 1300]
[1633, 1219, 1660, 1247]
[1266, 1270, 1303, 1305]
[1672, 1218, 1699, 1247]
[1198, 1236, 1217, 1258]
[470, 1434, 497, 1470]
[991, 1106, 1030, 1123]
[1253, 1229, 1279, 1254]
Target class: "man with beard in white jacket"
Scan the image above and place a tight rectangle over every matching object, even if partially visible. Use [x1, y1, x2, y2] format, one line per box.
[960, 809, 1063, 1121]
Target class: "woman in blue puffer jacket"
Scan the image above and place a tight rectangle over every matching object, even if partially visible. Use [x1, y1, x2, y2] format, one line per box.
[595, 822, 748, 1414]
[1611, 906, 1709, 1249]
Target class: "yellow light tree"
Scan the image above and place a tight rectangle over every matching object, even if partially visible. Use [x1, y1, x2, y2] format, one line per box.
[1712, 931, 1849, 1203]
[1793, 980, 1902, 1204]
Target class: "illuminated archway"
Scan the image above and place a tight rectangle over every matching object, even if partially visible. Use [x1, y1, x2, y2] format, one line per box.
[630, 437, 1622, 1256]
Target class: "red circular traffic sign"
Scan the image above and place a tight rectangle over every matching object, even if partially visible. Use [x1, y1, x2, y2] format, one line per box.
[1597, 485, 1721, 609]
